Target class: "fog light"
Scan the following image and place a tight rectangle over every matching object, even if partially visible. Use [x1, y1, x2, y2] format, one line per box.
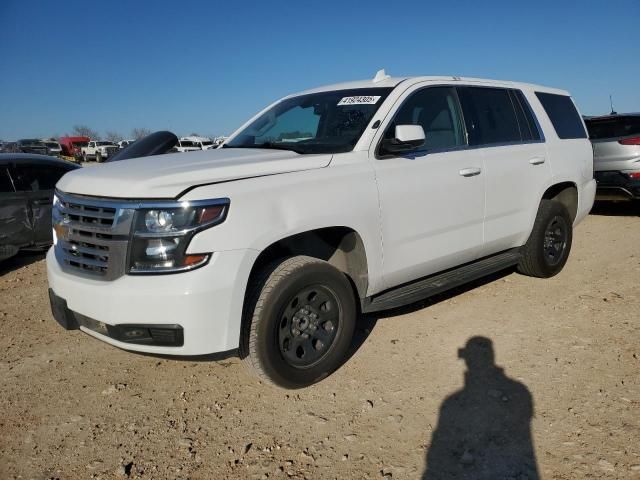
[122, 328, 149, 339]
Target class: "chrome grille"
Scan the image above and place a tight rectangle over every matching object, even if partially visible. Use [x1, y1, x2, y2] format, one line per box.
[53, 192, 135, 280]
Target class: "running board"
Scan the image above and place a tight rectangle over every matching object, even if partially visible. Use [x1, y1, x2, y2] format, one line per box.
[363, 249, 522, 313]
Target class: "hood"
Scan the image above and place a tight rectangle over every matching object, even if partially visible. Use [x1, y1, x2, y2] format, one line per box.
[56, 147, 332, 198]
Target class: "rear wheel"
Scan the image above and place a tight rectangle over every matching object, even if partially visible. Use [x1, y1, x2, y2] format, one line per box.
[241, 256, 357, 388]
[517, 199, 573, 278]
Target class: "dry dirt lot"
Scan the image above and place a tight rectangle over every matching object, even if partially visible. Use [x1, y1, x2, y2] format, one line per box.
[1, 204, 639, 480]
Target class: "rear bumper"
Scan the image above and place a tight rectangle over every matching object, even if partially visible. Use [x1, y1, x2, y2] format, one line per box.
[46, 247, 259, 356]
[594, 171, 640, 200]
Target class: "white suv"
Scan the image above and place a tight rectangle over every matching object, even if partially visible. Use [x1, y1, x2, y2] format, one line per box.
[48, 72, 596, 388]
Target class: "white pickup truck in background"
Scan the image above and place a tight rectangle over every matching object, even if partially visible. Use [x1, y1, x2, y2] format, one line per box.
[48, 71, 595, 388]
[175, 136, 214, 152]
[80, 140, 118, 162]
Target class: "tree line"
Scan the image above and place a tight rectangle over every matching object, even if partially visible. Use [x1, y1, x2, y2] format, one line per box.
[69, 125, 152, 142]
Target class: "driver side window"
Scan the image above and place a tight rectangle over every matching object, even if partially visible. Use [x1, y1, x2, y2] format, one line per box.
[384, 86, 466, 151]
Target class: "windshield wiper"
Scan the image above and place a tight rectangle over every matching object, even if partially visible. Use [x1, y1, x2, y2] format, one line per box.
[223, 142, 306, 154]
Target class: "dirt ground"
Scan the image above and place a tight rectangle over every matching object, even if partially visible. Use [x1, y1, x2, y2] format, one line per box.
[1, 203, 639, 480]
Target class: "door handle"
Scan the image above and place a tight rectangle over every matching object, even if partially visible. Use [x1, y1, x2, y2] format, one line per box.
[32, 198, 52, 206]
[529, 157, 546, 165]
[459, 167, 482, 177]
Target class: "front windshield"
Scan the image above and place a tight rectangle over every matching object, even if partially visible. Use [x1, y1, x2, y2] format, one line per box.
[96, 141, 113, 146]
[225, 88, 393, 154]
[180, 140, 196, 147]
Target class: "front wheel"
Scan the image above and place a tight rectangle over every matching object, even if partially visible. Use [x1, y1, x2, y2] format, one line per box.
[95, 152, 102, 163]
[241, 256, 357, 388]
[517, 199, 573, 278]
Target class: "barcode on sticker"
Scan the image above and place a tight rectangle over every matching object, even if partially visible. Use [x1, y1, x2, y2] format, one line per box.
[337, 96, 381, 106]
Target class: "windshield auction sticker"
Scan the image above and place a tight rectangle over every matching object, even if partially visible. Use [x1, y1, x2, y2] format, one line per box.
[337, 96, 381, 106]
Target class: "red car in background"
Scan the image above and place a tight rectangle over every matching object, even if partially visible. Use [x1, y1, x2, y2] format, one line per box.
[59, 136, 89, 160]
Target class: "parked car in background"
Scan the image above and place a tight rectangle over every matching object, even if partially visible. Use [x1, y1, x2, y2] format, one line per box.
[176, 136, 213, 152]
[16, 139, 49, 155]
[117, 139, 136, 149]
[585, 113, 640, 201]
[59, 136, 90, 160]
[48, 73, 595, 388]
[81, 140, 118, 162]
[42, 139, 63, 157]
[0, 153, 79, 261]
[1, 142, 18, 153]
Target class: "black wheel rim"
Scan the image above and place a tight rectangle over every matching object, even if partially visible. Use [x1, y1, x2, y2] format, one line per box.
[277, 285, 341, 368]
[543, 215, 568, 266]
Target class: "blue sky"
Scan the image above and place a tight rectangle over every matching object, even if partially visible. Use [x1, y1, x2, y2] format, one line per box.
[0, 0, 638, 140]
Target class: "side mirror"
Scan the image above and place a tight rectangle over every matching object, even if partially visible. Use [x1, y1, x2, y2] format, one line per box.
[381, 125, 425, 154]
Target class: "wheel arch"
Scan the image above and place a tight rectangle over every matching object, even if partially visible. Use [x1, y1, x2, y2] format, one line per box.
[541, 181, 578, 222]
[248, 226, 370, 300]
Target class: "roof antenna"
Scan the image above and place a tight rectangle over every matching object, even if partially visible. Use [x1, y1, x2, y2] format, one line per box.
[609, 94, 617, 115]
[373, 69, 390, 83]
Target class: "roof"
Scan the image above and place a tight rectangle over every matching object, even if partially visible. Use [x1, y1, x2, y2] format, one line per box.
[291, 72, 569, 97]
[0, 153, 80, 168]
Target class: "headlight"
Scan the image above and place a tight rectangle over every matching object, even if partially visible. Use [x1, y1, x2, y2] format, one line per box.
[128, 199, 229, 274]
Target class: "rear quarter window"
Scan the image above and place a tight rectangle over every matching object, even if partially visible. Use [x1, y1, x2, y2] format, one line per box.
[535, 92, 587, 140]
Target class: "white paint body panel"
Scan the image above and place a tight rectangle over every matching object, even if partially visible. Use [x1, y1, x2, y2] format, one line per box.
[48, 75, 595, 355]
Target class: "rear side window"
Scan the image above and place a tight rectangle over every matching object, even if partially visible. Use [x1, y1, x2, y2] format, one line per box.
[0, 166, 15, 193]
[457, 87, 521, 145]
[535, 92, 587, 139]
[511, 90, 541, 142]
[11, 164, 70, 191]
[585, 116, 640, 140]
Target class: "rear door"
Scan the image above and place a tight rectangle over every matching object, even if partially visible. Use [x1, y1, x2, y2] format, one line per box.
[0, 163, 32, 258]
[457, 86, 551, 255]
[10, 162, 72, 246]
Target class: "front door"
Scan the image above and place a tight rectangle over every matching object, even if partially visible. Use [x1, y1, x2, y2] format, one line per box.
[371, 85, 485, 289]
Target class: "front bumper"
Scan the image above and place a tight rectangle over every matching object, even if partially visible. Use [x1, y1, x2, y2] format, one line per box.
[46, 247, 259, 356]
[594, 171, 640, 200]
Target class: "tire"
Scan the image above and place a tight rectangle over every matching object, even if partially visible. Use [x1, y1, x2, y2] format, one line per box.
[82, 153, 87, 162]
[240, 256, 357, 389]
[96, 152, 102, 163]
[517, 199, 573, 278]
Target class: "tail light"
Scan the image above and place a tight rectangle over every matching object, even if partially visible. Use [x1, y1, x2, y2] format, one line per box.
[618, 137, 640, 145]
[625, 171, 640, 180]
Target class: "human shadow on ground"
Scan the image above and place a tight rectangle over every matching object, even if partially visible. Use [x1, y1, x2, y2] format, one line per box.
[422, 336, 539, 480]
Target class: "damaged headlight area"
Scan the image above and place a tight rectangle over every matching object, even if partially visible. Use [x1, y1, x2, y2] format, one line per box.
[129, 199, 229, 274]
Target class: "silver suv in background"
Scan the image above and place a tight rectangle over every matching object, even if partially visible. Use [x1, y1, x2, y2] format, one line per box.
[585, 113, 640, 201]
